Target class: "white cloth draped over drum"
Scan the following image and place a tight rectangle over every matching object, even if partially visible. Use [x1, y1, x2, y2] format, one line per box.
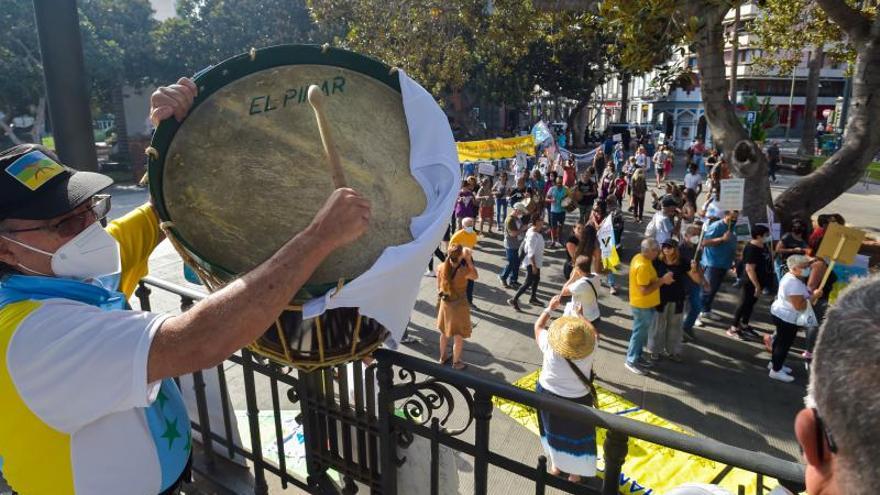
[300, 70, 459, 345]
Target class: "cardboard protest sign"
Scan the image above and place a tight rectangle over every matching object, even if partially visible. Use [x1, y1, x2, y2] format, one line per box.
[718, 178, 745, 211]
[816, 223, 866, 265]
[816, 223, 867, 288]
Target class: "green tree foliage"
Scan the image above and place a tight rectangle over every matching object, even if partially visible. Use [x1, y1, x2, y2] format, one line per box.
[0, 0, 43, 119]
[154, 0, 323, 79]
[739, 95, 778, 142]
[751, 0, 853, 74]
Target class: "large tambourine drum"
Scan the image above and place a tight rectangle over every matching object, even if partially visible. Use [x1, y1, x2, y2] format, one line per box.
[148, 45, 427, 371]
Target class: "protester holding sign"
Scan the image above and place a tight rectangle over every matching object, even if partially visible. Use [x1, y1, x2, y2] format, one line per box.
[680, 223, 707, 341]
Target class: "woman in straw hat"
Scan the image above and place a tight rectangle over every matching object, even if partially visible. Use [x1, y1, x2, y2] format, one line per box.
[534, 296, 599, 482]
[436, 243, 478, 370]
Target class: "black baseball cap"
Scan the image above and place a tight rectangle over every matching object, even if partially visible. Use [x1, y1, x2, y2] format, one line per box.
[0, 144, 113, 221]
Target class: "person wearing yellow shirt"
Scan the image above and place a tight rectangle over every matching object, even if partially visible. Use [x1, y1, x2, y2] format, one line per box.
[449, 217, 479, 309]
[0, 78, 372, 495]
[625, 238, 674, 375]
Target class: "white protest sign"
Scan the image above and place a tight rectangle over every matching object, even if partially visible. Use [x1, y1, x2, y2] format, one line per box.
[658, 132, 666, 143]
[734, 216, 752, 241]
[598, 215, 615, 259]
[478, 162, 495, 176]
[718, 178, 745, 211]
[612, 133, 622, 142]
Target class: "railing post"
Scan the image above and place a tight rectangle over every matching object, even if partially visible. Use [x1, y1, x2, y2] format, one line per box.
[473, 391, 493, 495]
[535, 455, 547, 495]
[242, 349, 269, 495]
[191, 371, 215, 467]
[377, 359, 397, 495]
[135, 281, 152, 311]
[602, 430, 629, 495]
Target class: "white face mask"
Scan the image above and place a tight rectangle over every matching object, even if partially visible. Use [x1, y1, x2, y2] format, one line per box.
[2, 222, 121, 283]
[464, 226, 475, 234]
[689, 235, 701, 245]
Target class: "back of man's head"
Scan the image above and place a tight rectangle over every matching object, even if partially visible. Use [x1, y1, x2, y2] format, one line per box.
[798, 274, 880, 494]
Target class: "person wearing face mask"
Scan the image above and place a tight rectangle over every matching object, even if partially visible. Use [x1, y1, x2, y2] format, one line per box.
[679, 222, 707, 342]
[768, 255, 823, 382]
[449, 217, 480, 309]
[0, 79, 372, 495]
[728, 225, 774, 341]
[774, 219, 809, 281]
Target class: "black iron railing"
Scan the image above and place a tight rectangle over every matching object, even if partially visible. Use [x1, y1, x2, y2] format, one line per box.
[137, 276, 805, 495]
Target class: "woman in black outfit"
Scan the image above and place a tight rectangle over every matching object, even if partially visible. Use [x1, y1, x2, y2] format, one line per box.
[728, 225, 773, 341]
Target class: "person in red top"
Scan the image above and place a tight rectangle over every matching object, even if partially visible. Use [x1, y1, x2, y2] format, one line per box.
[562, 158, 577, 187]
[808, 214, 845, 252]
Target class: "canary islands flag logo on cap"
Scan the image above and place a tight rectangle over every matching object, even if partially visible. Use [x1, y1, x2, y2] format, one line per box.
[5, 150, 65, 191]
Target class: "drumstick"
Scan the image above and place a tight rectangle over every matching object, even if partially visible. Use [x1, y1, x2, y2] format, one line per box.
[307, 85, 347, 189]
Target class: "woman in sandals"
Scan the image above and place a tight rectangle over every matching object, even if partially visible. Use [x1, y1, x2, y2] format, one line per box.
[533, 295, 599, 483]
[436, 243, 478, 370]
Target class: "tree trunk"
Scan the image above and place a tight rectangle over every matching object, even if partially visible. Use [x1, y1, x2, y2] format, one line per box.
[694, 5, 772, 223]
[567, 98, 589, 149]
[30, 97, 46, 145]
[618, 73, 631, 123]
[0, 114, 23, 145]
[798, 46, 824, 156]
[111, 84, 131, 166]
[775, 33, 880, 223]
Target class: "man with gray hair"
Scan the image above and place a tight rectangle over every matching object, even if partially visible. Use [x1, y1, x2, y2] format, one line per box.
[795, 274, 880, 494]
[625, 238, 674, 375]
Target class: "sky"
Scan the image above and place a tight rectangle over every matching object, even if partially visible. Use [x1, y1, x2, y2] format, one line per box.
[149, 0, 176, 21]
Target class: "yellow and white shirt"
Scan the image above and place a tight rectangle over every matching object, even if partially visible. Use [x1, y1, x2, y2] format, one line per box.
[0, 205, 191, 494]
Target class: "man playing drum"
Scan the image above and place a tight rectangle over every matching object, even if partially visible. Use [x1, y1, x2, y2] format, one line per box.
[0, 77, 372, 495]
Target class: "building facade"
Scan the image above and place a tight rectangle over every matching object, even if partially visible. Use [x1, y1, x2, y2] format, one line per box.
[587, 1, 848, 151]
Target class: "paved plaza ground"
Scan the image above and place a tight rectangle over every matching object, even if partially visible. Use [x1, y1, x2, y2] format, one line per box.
[3, 169, 868, 495]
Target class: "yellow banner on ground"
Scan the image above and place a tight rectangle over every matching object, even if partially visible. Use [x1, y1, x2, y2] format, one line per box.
[457, 135, 535, 162]
[493, 370, 792, 495]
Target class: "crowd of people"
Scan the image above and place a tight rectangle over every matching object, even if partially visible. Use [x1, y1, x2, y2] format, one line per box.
[438, 134, 878, 492]
[440, 136, 858, 382]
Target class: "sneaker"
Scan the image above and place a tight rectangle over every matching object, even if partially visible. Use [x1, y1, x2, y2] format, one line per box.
[726, 327, 746, 341]
[507, 298, 522, 312]
[767, 362, 792, 373]
[625, 361, 646, 375]
[636, 357, 654, 368]
[802, 351, 813, 360]
[768, 369, 795, 383]
[693, 319, 705, 328]
[509, 281, 521, 289]
[649, 353, 662, 361]
[609, 287, 619, 296]
[424, 269, 435, 277]
[740, 327, 761, 341]
[528, 298, 544, 306]
[700, 311, 721, 321]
